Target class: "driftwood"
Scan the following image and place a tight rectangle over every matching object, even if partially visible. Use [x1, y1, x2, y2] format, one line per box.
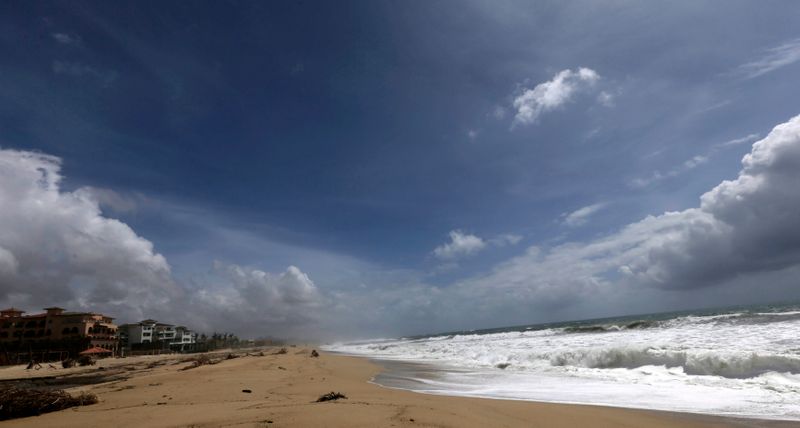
[316, 391, 347, 402]
[0, 387, 97, 421]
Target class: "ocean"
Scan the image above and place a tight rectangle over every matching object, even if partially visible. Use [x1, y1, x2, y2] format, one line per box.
[325, 303, 800, 420]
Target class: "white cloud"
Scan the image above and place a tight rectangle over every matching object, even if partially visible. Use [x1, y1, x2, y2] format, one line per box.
[433, 230, 524, 261]
[75, 186, 142, 214]
[562, 203, 607, 227]
[52, 61, 117, 86]
[464, 113, 800, 309]
[736, 38, 800, 79]
[512, 67, 600, 126]
[492, 106, 507, 120]
[597, 91, 615, 107]
[0, 149, 177, 320]
[715, 133, 760, 148]
[433, 230, 487, 260]
[632, 133, 760, 188]
[52, 33, 82, 46]
[187, 263, 326, 338]
[683, 155, 708, 169]
[490, 234, 523, 246]
[467, 129, 479, 140]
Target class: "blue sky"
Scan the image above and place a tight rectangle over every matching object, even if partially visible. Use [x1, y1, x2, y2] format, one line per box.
[2, 1, 800, 338]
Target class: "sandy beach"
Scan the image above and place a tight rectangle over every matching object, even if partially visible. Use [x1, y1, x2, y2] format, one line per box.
[0, 348, 793, 428]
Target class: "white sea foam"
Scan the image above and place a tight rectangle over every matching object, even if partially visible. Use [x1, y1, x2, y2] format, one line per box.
[326, 307, 800, 420]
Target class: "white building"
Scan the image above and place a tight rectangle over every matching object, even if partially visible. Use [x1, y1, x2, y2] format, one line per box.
[119, 319, 196, 351]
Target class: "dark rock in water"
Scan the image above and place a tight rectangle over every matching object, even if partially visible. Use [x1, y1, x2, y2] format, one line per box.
[316, 391, 347, 402]
[242, 389, 252, 393]
[311, 349, 319, 357]
[495, 363, 511, 369]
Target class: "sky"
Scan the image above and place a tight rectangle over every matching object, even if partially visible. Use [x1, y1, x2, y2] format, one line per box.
[1, 1, 800, 340]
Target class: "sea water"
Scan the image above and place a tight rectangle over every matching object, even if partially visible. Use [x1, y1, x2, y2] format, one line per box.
[326, 303, 800, 420]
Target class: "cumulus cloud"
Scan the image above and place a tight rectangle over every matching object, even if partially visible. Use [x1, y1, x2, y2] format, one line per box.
[0, 149, 177, 320]
[736, 38, 800, 79]
[512, 67, 600, 126]
[433, 230, 487, 260]
[0, 148, 332, 338]
[562, 203, 607, 227]
[464, 114, 800, 308]
[433, 230, 524, 261]
[187, 263, 326, 338]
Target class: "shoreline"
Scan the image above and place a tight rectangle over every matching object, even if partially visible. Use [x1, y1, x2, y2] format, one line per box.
[0, 348, 794, 427]
[364, 357, 798, 423]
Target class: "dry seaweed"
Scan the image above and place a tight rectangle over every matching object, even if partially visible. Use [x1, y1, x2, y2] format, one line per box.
[0, 387, 98, 421]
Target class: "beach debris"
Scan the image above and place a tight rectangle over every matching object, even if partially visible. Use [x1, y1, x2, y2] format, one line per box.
[316, 391, 347, 402]
[274, 347, 288, 355]
[495, 363, 511, 370]
[242, 389, 252, 393]
[310, 350, 319, 358]
[180, 354, 219, 371]
[278, 366, 286, 370]
[226, 353, 238, 360]
[0, 387, 98, 421]
[25, 361, 42, 370]
[78, 355, 96, 366]
[62, 358, 76, 368]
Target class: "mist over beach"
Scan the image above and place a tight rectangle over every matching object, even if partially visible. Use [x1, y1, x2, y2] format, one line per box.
[2, 1, 800, 426]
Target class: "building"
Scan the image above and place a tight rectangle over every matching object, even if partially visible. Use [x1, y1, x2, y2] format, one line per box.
[119, 319, 196, 352]
[0, 307, 119, 362]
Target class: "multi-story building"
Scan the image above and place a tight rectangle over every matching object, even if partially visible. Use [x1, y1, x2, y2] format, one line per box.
[0, 307, 119, 358]
[119, 319, 196, 351]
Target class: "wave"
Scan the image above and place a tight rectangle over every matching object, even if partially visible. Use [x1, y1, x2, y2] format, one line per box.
[561, 319, 661, 334]
[549, 346, 800, 378]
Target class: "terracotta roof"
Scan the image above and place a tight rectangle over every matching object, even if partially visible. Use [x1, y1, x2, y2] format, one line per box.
[79, 346, 113, 355]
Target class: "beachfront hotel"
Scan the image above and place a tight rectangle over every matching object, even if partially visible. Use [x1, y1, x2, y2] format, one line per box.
[118, 319, 198, 352]
[0, 307, 119, 362]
